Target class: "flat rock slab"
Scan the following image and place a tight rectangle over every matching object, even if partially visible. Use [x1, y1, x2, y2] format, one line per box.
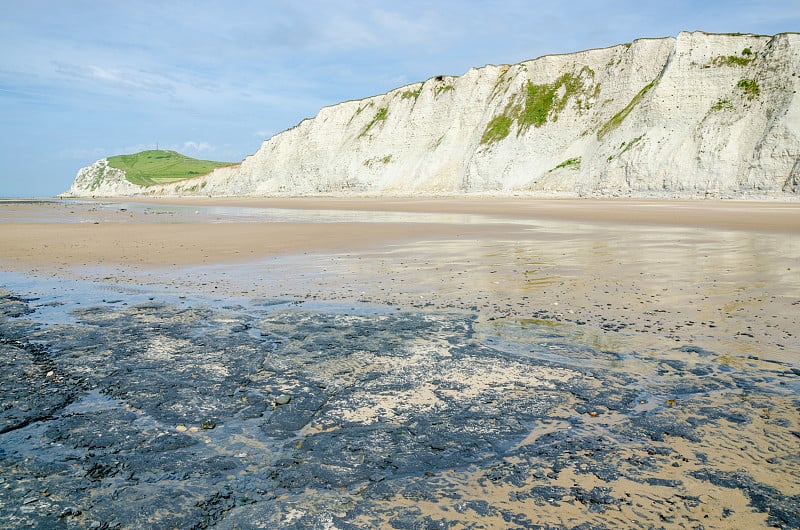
[0, 285, 797, 529]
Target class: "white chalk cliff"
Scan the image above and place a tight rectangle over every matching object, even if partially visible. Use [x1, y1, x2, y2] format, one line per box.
[66, 31, 800, 198]
[65, 158, 144, 197]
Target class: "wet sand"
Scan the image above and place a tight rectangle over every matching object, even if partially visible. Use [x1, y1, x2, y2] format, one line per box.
[2, 198, 797, 364]
[2, 197, 798, 267]
[138, 196, 800, 233]
[1, 198, 798, 528]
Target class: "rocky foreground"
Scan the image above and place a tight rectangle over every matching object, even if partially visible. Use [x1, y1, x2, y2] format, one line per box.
[1, 278, 798, 529]
[66, 31, 800, 199]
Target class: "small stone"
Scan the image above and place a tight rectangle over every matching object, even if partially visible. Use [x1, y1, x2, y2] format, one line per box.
[274, 395, 292, 406]
[22, 495, 39, 504]
[175, 425, 187, 432]
[59, 507, 82, 518]
[200, 419, 216, 430]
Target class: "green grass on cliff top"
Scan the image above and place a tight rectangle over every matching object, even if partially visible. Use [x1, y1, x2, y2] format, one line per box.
[107, 150, 235, 186]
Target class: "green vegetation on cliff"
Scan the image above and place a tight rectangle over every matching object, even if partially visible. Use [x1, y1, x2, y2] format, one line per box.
[481, 67, 599, 145]
[401, 87, 422, 101]
[708, 47, 756, 67]
[359, 107, 389, 138]
[710, 98, 735, 111]
[554, 157, 581, 170]
[736, 78, 760, 99]
[597, 80, 656, 139]
[480, 115, 514, 144]
[107, 150, 235, 186]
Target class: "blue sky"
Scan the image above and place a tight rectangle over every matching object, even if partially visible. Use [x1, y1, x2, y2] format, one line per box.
[2, 1, 798, 197]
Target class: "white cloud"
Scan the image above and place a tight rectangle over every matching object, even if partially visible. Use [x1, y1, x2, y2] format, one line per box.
[51, 61, 176, 96]
[181, 141, 212, 154]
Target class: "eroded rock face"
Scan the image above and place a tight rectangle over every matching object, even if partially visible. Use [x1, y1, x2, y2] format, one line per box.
[1, 281, 798, 529]
[66, 31, 800, 198]
[64, 159, 142, 197]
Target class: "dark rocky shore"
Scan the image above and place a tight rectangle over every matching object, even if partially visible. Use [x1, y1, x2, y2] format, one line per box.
[1, 280, 798, 529]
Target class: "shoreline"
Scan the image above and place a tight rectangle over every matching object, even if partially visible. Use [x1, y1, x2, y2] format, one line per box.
[83, 196, 800, 232]
[1, 198, 798, 272]
[1, 198, 796, 363]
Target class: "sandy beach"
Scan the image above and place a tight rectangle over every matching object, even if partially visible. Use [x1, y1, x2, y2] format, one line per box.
[2, 197, 798, 267]
[1, 197, 798, 528]
[2, 197, 798, 363]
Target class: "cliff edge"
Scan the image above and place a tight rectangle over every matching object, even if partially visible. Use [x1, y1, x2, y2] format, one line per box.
[65, 31, 800, 198]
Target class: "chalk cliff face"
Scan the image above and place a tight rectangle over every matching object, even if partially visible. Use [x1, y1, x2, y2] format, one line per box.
[65, 159, 143, 196]
[66, 31, 800, 198]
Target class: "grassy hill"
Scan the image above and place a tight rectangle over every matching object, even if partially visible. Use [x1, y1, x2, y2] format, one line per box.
[107, 150, 235, 186]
